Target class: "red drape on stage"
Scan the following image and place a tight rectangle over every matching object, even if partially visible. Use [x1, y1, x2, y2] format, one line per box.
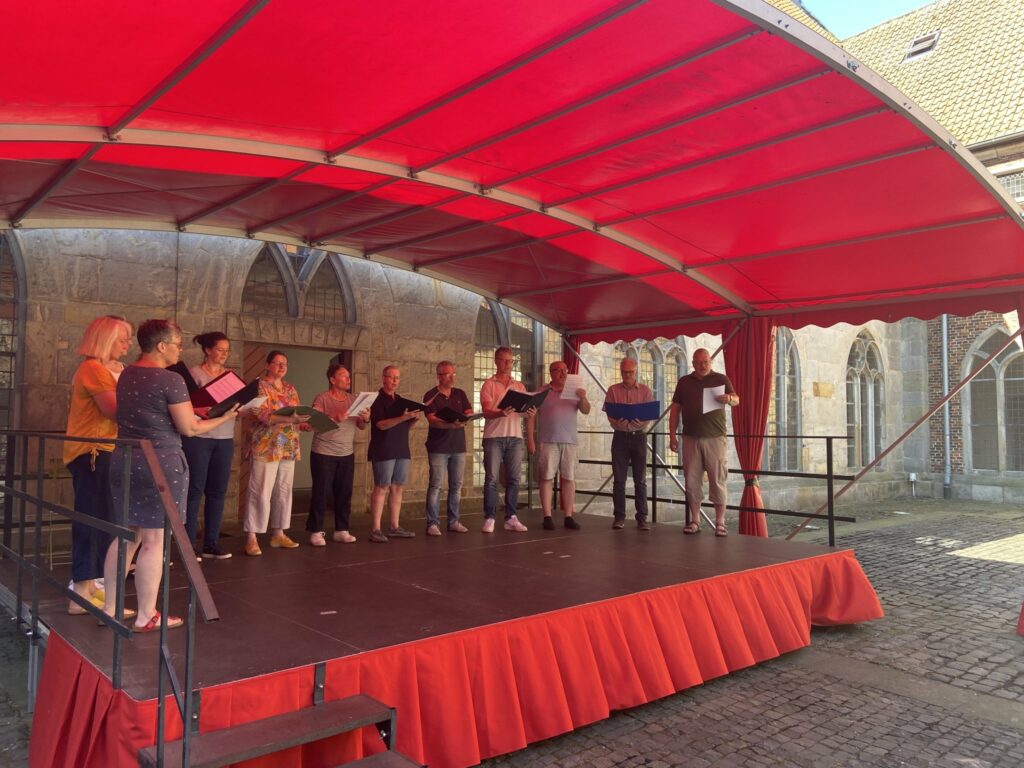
[563, 334, 581, 375]
[31, 550, 882, 768]
[724, 317, 776, 537]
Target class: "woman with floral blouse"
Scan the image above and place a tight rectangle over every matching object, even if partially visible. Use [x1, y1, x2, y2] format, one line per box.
[243, 350, 310, 556]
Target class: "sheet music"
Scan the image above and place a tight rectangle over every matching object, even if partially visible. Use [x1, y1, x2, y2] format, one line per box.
[238, 396, 266, 414]
[561, 374, 584, 399]
[204, 370, 246, 401]
[347, 391, 378, 415]
[702, 385, 725, 414]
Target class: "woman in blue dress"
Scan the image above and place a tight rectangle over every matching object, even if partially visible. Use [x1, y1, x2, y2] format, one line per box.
[101, 319, 238, 632]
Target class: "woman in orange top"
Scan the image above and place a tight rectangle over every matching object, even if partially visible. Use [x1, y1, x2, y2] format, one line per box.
[64, 315, 133, 615]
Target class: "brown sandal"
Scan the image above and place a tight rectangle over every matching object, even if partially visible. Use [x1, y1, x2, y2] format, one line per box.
[683, 522, 701, 534]
[715, 524, 728, 537]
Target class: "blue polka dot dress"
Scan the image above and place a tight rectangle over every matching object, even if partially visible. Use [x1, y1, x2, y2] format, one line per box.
[110, 366, 190, 529]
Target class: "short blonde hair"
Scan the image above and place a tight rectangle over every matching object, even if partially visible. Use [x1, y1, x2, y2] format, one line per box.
[77, 315, 132, 361]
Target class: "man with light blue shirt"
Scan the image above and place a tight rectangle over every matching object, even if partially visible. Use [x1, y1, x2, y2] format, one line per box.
[527, 360, 590, 530]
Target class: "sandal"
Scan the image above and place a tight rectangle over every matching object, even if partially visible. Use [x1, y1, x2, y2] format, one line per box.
[715, 524, 728, 538]
[133, 611, 183, 633]
[683, 522, 701, 534]
[96, 607, 137, 626]
[68, 593, 106, 615]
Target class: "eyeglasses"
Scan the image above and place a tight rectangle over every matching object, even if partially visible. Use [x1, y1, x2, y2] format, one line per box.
[211, 346, 230, 354]
[163, 340, 183, 348]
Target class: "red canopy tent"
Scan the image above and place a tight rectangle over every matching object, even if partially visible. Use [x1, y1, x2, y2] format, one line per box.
[3, 0, 1022, 539]
[6, 2, 1019, 765]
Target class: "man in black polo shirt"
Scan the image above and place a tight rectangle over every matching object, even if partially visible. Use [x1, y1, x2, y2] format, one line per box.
[422, 360, 473, 536]
[368, 365, 420, 543]
[668, 348, 739, 537]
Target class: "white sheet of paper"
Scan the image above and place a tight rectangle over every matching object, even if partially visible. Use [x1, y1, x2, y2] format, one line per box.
[347, 391, 378, 415]
[702, 385, 725, 414]
[561, 373, 584, 399]
[238, 395, 267, 414]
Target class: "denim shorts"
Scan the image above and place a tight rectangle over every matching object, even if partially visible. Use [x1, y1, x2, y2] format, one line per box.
[372, 458, 410, 487]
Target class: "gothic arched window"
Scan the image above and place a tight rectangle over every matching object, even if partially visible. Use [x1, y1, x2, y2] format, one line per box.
[965, 327, 1024, 471]
[770, 328, 802, 471]
[846, 331, 884, 468]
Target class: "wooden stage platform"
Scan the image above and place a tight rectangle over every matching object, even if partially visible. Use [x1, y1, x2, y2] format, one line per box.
[25, 512, 884, 767]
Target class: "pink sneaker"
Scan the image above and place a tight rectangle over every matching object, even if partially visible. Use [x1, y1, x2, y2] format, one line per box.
[482, 518, 495, 533]
[503, 515, 528, 532]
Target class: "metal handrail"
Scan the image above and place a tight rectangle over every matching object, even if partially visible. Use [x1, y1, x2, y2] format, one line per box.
[571, 428, 851, 545]
[0, 430, 217, 767]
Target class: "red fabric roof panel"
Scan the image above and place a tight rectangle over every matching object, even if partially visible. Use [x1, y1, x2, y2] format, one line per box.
[0, 0, 1020, 341]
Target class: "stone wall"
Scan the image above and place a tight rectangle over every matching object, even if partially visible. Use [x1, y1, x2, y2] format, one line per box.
[12, 230, 481, 523]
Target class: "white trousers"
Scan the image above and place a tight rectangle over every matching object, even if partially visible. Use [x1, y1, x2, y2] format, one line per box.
[244, 459, 295, 533]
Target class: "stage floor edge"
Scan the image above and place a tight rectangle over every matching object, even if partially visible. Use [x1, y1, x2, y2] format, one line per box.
[26, 526, 883, 768]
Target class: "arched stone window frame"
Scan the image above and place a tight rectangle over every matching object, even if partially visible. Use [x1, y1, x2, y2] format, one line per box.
[961, 325, 1024, 473]
[300, 252, 358, 325]
[264, 243, 302, 317]
[845, 330, 885, 469]
[0, 233, 26, 430]
[471, 299, 509, 486]
[771, 328, 802, 471]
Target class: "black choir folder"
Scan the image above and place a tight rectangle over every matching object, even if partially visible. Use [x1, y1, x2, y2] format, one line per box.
[391, 396, 428, 414]
[434, 407, 485, 423]
[272, 406, 338, 434]
[166, 363, 260, 418]
[497, 388, 549, 413]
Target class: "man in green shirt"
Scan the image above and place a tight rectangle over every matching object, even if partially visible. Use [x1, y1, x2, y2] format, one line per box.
[668, 348, 738, 537]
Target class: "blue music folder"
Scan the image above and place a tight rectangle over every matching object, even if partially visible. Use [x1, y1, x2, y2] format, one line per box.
[603, 400, 661, 420]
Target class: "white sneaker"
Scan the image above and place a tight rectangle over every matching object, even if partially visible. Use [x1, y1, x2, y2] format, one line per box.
[482, 518, 495, 534]
[332, 530, 357, 543]
[309, 532, 326, 547]
[426, 524, 442, 537]
[504, 515, 528, 532]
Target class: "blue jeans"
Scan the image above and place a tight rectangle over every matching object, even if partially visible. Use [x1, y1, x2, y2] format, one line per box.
[482, 437, 522, 521]
[306, 452, 354, 532]
[182, 436, 234, 550]
[426, 452, 466, 529]
[67, 452, 112, 582]
[611, 431, 648, 522]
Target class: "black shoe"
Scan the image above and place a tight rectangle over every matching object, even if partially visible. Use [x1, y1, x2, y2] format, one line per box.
[202, 544, 233, 560]
[564, 517, 581, 530]
[542, 516, 556, 530]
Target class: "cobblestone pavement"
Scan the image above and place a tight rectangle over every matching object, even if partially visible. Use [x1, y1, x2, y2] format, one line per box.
[0, 499, 1021, 767]
[0, 619, 30, 768]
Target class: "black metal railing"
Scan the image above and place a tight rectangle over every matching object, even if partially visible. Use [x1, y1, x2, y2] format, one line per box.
[571, 430, 854, 546]
[0, 430, 217, 767]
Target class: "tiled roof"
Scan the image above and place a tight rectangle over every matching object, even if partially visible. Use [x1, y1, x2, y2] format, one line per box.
[842, 0, 1024, 146]
[762, 0, 838, 44]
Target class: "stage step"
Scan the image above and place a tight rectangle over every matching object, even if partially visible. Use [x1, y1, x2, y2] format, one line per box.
[346, 752, 422, 766]
[137, 694, 401, 768]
